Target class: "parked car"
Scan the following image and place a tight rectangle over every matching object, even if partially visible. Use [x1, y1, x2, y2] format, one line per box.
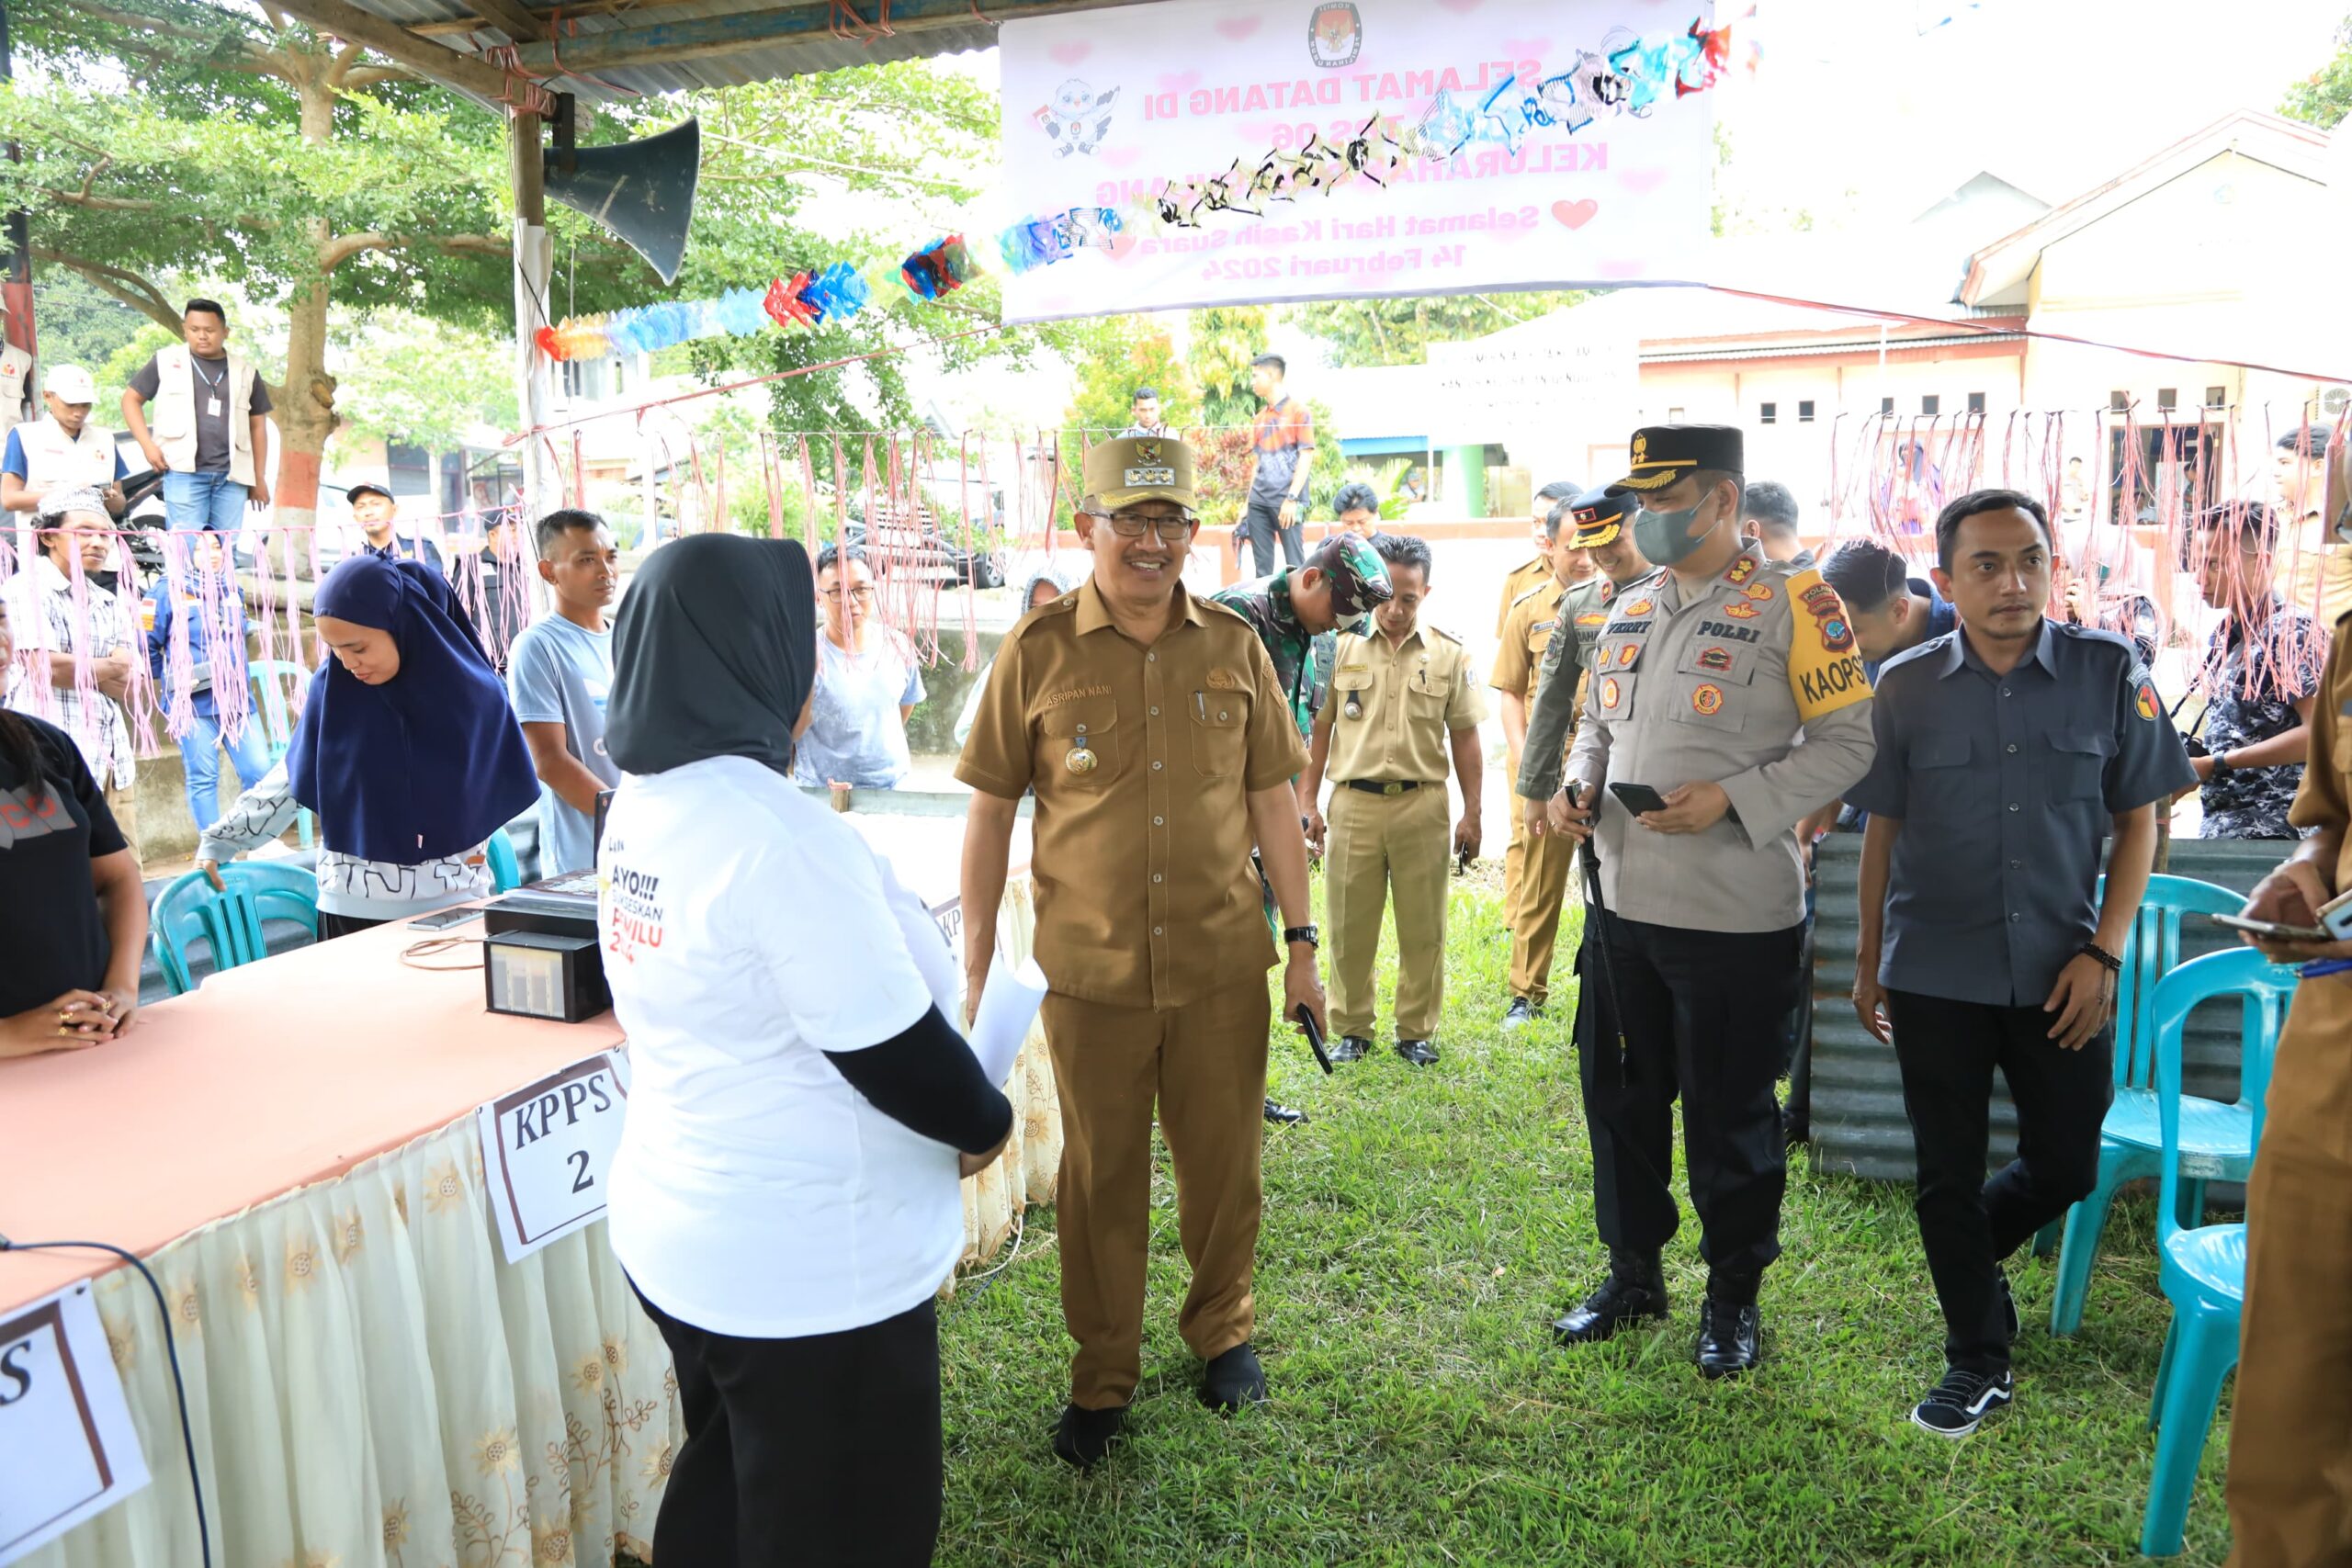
[843, 504, 1007, 590]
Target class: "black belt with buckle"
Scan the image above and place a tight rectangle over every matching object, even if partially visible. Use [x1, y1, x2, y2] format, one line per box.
[1344, 779, 1424, 795]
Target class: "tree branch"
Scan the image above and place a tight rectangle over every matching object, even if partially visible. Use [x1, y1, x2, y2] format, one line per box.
[32, 251, 182, 333]
[322, 231, 509, 270]
[78, 2, 300, 85]
[340, 65, 416, 89]
[41, 187, 156, 212]
[324, 38, 366, 87]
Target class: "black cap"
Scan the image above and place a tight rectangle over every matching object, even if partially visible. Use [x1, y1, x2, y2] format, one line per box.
[2276, 424, 2332, 458]
[1607, 424, 1744, 496]
[345, 481, 394, 504]
[1566, 484, 1635, 547]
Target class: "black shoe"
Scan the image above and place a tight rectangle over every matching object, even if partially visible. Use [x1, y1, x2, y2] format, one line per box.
[1501, 997, 1538, 1032]
[1910, 1365, 2013, 1438]
[1395, 1039, 1439, 1066]
[1695, 1300, 1762, 1379]
[1053, 1403, 1126, 1469]
[1997, 1267, 2020, 1342]
[1329, 1035, 1372, 1065]
[1200, 1343, 1269, 1412]
[1264, 1098, 1308, 1126]
[1551, 1250, 1669, 1345]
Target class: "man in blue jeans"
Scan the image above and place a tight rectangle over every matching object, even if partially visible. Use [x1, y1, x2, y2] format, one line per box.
[147, 528, 270, 831]
[119, 298, 273, 535]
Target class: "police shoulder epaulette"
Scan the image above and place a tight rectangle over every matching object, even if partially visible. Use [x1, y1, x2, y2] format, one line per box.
[1424, 622, 1464, 646]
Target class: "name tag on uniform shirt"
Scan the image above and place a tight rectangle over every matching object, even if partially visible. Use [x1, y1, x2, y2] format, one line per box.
[475, 1050, 632, 1264]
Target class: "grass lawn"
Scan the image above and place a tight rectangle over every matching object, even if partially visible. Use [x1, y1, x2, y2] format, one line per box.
[922, 875, 2233, 1567]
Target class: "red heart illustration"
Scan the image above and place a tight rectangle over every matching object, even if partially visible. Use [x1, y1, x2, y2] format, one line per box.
[1107, 232, 1141, 264]
[1049, 40, 1091, 65]
[1622, 168, 1669, 196]
[1552, 198, 1600, 230]
[1213, 16, 1261, 39]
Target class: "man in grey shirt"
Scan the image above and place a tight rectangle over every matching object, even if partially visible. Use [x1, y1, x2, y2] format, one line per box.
[507, 510, 622, 874]
[1536, 425, 1876, 1378]
[1848, 488, 2190, 1438]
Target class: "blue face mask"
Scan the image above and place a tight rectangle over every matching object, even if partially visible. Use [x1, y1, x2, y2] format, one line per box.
[1633, 491, 1724, 567]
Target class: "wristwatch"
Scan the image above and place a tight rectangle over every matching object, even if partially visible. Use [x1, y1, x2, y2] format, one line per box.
[2209, 751, 2234, 777]
[1283, 924, 1320, 950]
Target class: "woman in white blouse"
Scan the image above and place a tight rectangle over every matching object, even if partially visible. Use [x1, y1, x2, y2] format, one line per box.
[598, 534, 1012, 1568]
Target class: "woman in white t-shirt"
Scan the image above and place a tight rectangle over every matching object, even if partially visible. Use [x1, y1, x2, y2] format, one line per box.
[599, 534, 1012, 1568]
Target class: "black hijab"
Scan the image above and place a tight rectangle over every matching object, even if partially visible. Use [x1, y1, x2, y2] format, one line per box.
[607, 535, 815, 778]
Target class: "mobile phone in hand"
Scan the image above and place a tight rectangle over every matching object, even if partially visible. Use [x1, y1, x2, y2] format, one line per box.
[1295, 1002, 1334, 1075]
[1609, 781, 1673, 818]
[2208, 912, 2330, 943]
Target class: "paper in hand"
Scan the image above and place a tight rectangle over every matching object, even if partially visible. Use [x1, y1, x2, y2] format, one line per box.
[967, 955, 1048, 1087]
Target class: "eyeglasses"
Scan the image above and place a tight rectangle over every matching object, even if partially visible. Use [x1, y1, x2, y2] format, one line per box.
[1104, 511, 1194, 540]
[826, 586, 876, 604]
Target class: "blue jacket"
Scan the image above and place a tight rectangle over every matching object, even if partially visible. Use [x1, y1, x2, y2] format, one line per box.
[146, 572, 250, 717]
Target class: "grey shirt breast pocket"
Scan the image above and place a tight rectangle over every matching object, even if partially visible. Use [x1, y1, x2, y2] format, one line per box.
[2042, 726, 2116, 805]
[1905, 731, 1976, 818]
[1668, 639, 1758, 733]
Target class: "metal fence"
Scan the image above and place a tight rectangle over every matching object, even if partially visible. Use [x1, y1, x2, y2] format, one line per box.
[1805, 830, 2286, 1182]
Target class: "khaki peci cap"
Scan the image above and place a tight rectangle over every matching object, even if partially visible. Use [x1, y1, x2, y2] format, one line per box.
[1084, 434, 1196, 513]
[1607, 423, 1744, 495]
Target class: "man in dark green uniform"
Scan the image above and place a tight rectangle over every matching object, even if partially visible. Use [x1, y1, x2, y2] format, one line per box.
[1214, 533, 1392, 1125]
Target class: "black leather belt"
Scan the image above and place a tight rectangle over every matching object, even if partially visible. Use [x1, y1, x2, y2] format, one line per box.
[1343, 779, 1426, 795]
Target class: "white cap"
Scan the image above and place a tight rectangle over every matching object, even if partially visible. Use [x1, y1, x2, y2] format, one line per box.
[42, 364, 96, 403]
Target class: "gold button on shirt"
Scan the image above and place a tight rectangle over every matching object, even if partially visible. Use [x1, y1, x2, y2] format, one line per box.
[955, 578, 1308, 1010]
[1324, 625, 1486, 784]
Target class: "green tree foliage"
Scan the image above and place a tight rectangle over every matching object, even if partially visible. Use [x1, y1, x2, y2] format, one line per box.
[1189, 305, 1271, 425]
[1060, 316, 1199, 435]
[2280, 16, 2352, 128]
[1284, 292, 1587, 369]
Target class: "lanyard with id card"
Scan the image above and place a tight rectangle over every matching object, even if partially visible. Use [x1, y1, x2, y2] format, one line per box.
[195, 358, 227, 419]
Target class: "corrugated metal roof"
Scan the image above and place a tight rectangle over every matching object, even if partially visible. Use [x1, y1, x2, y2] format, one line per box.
[345, 0, 1002, 99]
[1807, 832, 2278, 1183]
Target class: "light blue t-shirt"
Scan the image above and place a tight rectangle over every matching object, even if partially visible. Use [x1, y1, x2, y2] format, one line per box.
[506, 614, 620, 874]
[793, 632, 925, 789]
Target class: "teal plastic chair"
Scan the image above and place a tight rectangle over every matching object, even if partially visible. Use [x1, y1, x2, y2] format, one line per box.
[2141, 947, 2296, 1557]
[245, 660, 316, 850]
[486, 828, 522, 893]
[150, 863, 321, 996]
[2044, 874, 2249, 1333]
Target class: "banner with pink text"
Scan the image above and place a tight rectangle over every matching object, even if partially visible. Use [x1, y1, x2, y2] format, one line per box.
[997, 0, 1724, 322]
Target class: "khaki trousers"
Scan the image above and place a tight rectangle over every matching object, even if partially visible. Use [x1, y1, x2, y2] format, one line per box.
[2227, 972, 2352, 1567]
[1042, 978, 1271, 1410]
[105, 780, 142, 871]
[1504, 790, 1577, 1005]
[2287, 546, 2352, 627]
[1326, 783, 1451, 1040]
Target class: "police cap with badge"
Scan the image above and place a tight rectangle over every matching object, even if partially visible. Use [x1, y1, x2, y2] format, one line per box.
[1566, 483, 1636, 547]
[1605, 424, 1745, 495]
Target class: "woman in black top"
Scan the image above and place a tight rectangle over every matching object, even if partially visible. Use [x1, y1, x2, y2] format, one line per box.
[0, 597, 148, 1057]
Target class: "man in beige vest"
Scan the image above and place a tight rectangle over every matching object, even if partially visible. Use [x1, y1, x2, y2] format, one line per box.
[3, 365, 128, 568]
[120, 298, 272, 536]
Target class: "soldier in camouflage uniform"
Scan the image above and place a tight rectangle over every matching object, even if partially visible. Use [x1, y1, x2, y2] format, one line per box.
[1213, 533, 1393, 1125]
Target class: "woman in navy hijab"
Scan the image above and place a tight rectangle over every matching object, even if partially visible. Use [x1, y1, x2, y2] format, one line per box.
[196, 555, 539, 936]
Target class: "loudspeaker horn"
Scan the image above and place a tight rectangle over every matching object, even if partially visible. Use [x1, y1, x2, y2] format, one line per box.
[543, 113, 700, 287]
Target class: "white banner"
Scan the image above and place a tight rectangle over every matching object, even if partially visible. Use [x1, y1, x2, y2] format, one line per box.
[1423, 308, 1639, 449]
[999, 0, 1721, 322]
[0, 1281, 150, 1565]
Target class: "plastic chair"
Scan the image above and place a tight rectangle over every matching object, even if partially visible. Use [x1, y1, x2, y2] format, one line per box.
[2040, 874, 2246, 1329]
[245, 660, 316, 850]
[150, 863, 321, 996]
[486, 828, 522, 893]
[2140, 947, 2296, 1557]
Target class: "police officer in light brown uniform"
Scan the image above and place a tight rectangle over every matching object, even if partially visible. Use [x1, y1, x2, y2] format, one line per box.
[956, 435, 1325, 1472]
[2224, 601, 2352, 1567]
[1300, 532, 1485, 1066]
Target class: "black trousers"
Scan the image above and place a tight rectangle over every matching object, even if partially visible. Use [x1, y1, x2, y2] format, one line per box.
[1885, 990, 2113, 1373]
[1575, 909, 1804, 1292]
[630, 1282, 944, 1568]
[1239, 497, 1303, 578]
[318, 911, 387, 941]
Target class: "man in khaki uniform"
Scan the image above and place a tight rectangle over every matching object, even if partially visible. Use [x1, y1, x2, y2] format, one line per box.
[957, 435, 1325, 1471]
[2224, 601, 2352, 1565]
[1493, 478, 1588, 637]
[1492, 492, 1595, 1029]
[1301, 533, 1485, 1066]
[2278, 423, 2352, 625]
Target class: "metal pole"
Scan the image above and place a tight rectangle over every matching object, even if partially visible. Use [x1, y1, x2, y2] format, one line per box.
[0, 0, 36, 399]
[510, 109, 551, 522]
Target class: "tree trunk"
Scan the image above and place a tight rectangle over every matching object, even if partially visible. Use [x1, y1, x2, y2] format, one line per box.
[266, 63, 341, 579]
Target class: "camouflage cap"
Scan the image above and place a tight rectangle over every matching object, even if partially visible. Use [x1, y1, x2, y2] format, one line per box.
[1308, 532, 1393, 619]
